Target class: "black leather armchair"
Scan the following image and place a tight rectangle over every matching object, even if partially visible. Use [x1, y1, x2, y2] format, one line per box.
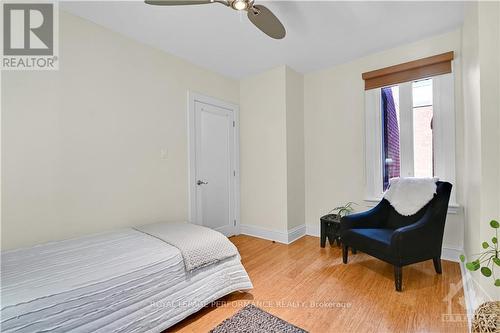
[340, 181, 452, 291]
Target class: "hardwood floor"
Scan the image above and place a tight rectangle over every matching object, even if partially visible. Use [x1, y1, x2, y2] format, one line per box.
[169, 235, 467, 333]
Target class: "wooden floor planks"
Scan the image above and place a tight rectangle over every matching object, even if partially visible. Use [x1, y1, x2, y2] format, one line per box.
[168, 235, 467, 333]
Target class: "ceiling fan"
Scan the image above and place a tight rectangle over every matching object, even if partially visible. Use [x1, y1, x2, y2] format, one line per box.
[144, 0, 286, 39]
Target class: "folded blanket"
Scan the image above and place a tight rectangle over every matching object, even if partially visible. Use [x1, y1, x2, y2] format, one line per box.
[383, 177, 438, 216]
[134, 222, 238, 272]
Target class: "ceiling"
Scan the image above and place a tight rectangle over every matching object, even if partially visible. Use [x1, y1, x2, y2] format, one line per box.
[61, 1, 465, 79]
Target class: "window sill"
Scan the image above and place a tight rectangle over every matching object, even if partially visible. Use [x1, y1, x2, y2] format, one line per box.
[363, 198, 462, 215]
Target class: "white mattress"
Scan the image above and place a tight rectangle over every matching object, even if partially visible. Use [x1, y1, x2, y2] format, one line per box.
[1, 229, 253, 333]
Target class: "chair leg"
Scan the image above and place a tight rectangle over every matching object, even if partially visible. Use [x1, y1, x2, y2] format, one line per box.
[394, 266, 402, 292]
[342, 245, 348, 264]
[433, 257, 442, 274]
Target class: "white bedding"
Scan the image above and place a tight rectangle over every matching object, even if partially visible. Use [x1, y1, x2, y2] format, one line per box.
[134, 222, 239, 271]
[1, 228, 252, 333]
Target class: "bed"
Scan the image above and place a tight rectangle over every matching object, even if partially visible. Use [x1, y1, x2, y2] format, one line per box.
[1, 223, 253, 333]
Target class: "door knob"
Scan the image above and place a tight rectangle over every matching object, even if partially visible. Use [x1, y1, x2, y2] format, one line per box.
[197, 180, 208, 186]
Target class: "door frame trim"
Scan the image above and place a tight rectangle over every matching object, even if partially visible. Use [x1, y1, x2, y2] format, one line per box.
[187, 91, 240, 235]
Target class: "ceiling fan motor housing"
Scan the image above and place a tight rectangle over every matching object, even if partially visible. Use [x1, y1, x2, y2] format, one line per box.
[230, 0, 254, 11]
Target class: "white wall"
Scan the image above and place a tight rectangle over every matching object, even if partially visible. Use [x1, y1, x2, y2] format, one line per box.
[477, 2, 500, 248]
[240, 66, 288, 234]
[1, 11, 239, 250]
[303, 30, 465, 255]
[285, 67, 305, 231]
[477, 0, 500, 301]
[239, 65, 305, 240]
[461, 1, 481, 262]
[462, 1, 500, 301]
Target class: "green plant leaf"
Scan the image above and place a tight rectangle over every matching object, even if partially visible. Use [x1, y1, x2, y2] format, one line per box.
[493, 257, 500, 266]
[466, 261, 480, 271]
[490, 220, 499, 228]
[482, 242, 489, 249]
[495, 279, 500, 287]
[459, 255, 465, 262]
[481, 267, 492, 277]
[493, 237, 498, 244]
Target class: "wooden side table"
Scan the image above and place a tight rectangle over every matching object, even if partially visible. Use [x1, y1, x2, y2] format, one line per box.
[320, 214, 341, 247]
[320, 214, 357, 253]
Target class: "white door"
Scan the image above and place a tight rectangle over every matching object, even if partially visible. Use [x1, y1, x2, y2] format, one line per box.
[192, 99, 237, 236]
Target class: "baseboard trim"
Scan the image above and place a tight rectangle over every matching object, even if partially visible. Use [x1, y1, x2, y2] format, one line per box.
[459, 261, 474, 332]
[240, 224, 306, 244]
[459, 257, 495, 332]
[441, 246, 462, 263]
[288, 224, 307, 243]
[240, 224, 288, 243]
[244, 223, 462, 262]
[306, 223, 320, 237]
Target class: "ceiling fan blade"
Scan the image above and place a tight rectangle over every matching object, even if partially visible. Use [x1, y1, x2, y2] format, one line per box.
[145, 0, 213, 6]
[247, 5, 286, 39]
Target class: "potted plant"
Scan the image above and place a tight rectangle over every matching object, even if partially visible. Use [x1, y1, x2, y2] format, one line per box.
[460, 220, 500, 287]
[328, 202, 357, 221]
[320, 202, 357, 248]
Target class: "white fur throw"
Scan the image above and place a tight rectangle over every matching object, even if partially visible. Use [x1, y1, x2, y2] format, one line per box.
[383, 177, 438, 216]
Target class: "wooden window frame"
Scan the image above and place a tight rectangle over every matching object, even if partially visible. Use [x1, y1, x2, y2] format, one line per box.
[362, 52, 454, 90]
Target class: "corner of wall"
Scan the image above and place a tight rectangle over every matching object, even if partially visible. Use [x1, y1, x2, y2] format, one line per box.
[461, 0, 500, 304]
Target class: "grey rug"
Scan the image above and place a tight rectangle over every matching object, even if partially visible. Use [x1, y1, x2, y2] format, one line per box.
[209, 304, 308, 333]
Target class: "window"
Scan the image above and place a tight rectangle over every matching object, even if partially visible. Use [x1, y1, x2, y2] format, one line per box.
[381, 86, 400, 190]
[380, 79, 436, 191]
[364, 74, 456, 204]
[412, 79, 434, 178]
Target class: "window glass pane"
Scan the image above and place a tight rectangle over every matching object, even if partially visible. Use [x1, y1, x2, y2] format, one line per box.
[412, 79, 434, 177]
[413, 79, 433, 107]
[381, 86, 400, 190]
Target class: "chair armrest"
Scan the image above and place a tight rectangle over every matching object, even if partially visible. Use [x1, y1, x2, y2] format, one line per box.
[340, 200, 389, 232]
[391, 217, 429, 244]
[390, 208, 442, 257]
[392, 181, 452, 248]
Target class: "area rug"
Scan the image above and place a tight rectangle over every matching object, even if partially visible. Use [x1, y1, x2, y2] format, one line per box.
[209, 304, 308, 333]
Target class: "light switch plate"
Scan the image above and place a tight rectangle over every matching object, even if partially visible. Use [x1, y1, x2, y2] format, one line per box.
[160, 149, 168, 160]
